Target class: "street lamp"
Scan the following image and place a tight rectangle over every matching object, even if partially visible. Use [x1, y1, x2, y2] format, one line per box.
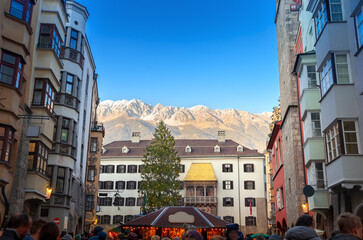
[46, 186, 53, 199]
[301, 203, 309, 214]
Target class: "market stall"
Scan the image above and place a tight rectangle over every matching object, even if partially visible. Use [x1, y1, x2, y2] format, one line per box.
[121, 206, 228, 239]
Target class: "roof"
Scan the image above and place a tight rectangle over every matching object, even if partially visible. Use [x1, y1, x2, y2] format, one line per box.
[267, 121, 282, 150]
[102, 139, 261, 158]
[124, 207, 228, 228]
[184, 163, 217, 181]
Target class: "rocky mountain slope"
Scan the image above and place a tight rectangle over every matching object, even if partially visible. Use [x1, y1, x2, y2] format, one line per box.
[97, 99, 271, 152]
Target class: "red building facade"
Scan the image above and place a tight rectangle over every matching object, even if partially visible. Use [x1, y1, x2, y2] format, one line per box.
[267, 122, 287, 235]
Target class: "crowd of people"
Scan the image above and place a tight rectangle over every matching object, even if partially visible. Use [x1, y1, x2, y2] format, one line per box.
[0, 212, 362, 240]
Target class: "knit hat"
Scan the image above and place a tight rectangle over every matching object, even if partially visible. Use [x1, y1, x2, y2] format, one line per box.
[185, 230, 202, 240]
[127, 233, 138, 240]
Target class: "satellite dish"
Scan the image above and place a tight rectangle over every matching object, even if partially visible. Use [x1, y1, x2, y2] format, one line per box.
[303, 185, 315, 197]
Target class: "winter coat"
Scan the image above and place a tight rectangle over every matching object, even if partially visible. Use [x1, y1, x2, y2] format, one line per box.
[331, 233, 361, 240]
[285, 226, 321, 240]
[0, 229, 22, 240]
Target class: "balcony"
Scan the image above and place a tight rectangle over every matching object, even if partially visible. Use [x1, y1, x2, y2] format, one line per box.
[184, 196, 217, 204]
[308, 190, 329, 211]
[51, 142, 76, 159]
[326, 155, 363, 189]
[54, 93, 80, 112]
[60, 46, 84, 69]
[50, 193, 71, 208]
[300, 88, 321, 120]
[303, 138, 325, 166]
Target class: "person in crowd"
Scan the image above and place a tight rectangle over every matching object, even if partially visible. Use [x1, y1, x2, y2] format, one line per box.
[38, 222, 60, 240]
[98, 231, 107, 240]
[184, 230, 202, 240]
[0, 213, 32, 240]
[173, 237, 181, 240]
[285, 214, 321, 240]
[89, 227, 104, 240]
[256, 235, 265, 240]
[61, 234, 72, 240]
[226, 224, 243, 240]
[161, 238, 171, 240]
[126, 233, 137, 240]
[75, 235, 81, 240]
[24, 219, 47, 240]
[269, 234, 282, 240]
[151, 236, 160, 240]
[210, 235, 225, 240]
[61, 232, 67, 238]
[331, 213, 362, 240]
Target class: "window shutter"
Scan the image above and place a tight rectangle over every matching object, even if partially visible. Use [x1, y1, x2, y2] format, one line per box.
[222, 164, 225, 172]
[252, 164, 254, 172]
[244, 181, 247, 189]
[231, 181, 233, 189]
[223, 181, 226, 189]
[244, 164, 247, 172]
[223, 198, 226, 206]
[231, 198, 234, 206]
[111, 165, 115, 173]
[253, 181, 255, 189]
[230, 164, 233, 172]
[111, 182, 114, 189]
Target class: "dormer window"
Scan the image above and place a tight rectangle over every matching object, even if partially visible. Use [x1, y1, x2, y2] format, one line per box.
[237, 145, 243, 153]
[185, 145, 191, 153]
[122, 146, 129, 154]
[214, 145, 220, 153]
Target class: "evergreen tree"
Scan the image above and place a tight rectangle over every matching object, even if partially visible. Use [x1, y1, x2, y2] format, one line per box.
[139, 121, 182, 213]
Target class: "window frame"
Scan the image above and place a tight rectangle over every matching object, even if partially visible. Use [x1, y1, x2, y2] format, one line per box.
[125, 197, 136, 206]
[222, 164, 233, 172]
[100, 215, 110, 224]
[87, 166, 95, 182]
[32, 78, 55, 113]
[113, 215, 123, 224]
[223, 180, 233, 190]
[244, 181, 256, 190]
[9, 0, 35, 24]
[27, 141, 49, 176]
[38, 24, 62, 57]
[0, 50, 24, 89]
[126, 181, 137, 190]
[60, 117, 70, 143]
[70, 29, 78, 50]
[116, 165, 126, 173]
[90, 137, 97, 153]
[85, 195, 94, 211]
[223, 197, 234, 207]
[244, 164, 254, 172]
[0, 124, 15, 163]
[65, 73, 74, 95]
[55, 167, 65, 193]
[115, 181, 125, 190]
[245, 216, 257, 226]
[311, 112, 322, 137]
[306, 65, 318, 88]
[315, 162, 325, 189]
[128, 165, 137, 173]
[356, 8, 363, 48]
[245, 198, 256, 207]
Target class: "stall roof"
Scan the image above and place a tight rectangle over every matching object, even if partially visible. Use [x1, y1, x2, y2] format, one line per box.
[124, 207, 227, 228]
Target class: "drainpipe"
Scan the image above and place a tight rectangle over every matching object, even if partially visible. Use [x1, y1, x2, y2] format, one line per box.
[1, 185, 9, 229]
[238, 157, 241, 228]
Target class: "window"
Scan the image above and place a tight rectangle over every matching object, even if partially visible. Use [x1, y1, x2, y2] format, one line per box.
[27, 141, 48, 175]
[86, 195, 94, 211]
[32, 79, 55, 112]
[244, 164, 254, 172]
[9, 0, 34, 23]
[180, 164, 185, 173]
[87, 166, 95, 181]
[307, 65, 318, 88]
[55, 167, 65, 193]
[100, 215, 110, 224]
[104, 165, 114, 173]
[223, 197, 234, 207]
[116, 181, 125, 190]
[320, 54, 350, 95]
[38, 24, 62, 57]
[116, 165, 126, 173]
[245, 216, 256, 226]
[124, 215, 133, 223]
[0, 125, 14, 162]
[65, 74, 74, 95]
[138, 165, 143, 173]
[125, 197, 136, 206]
[40, 208, 49, 217]
[330, 0, 343, 21]
[316, 1, 327, 37]
[223, 216, 234, 224]
[342, 121, 359, 154]
[128, 165, 137, 173]
[356, 9, 363, 47]
[99, 181, 114, 190]
[223, 181, 233, 190]
[90, 138, 97, 152]
[113, 197, 124, 206]
[60, 118, 70, 143]
[311, 113, 322, 137]
[222, 164, 233, 172]
[70, 29, 78, 50]
[326, 122, 340, 162]
[137, 197, 144, 206]
[244, 181, 255, 190]
[99, 197, 112, 206]
[46, 165, 53, 178]
[315, 162, 325, 189]
[113, 215, 123, 224]
[0, 51, 24, 89]
[126, 181, 137, 190]
[245, 198, 256, 207]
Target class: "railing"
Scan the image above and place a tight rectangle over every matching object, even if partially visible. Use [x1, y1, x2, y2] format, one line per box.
[52, 143, 77, 159]
[60, 46, 84, 68]
[54, 93, 80, 112]
[52, 194, 71, 208]
[91, 122, 105, 133]
[185, 196, 217, 204]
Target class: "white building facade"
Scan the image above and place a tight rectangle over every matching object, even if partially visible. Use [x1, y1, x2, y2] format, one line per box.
[97, 132, 267, 234]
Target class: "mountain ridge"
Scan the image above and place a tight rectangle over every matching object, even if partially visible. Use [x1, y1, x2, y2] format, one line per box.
[97, 99, 271, 152]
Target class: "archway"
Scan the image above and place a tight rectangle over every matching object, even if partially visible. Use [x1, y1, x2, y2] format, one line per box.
[75, 217, 83, 234]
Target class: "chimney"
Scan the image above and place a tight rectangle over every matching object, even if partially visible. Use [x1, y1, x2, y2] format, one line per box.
[132, 132, 140, 143]
[218, 131, 225, 143]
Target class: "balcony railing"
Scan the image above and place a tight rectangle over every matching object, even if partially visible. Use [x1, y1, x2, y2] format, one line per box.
[91, 122, 105, 133]
[185, 196, 217, 204]
[60, 46, 84, 69]
[52, 193, 71, 208]
[55, 93, 80, 112]
[51, 143, 76, 159]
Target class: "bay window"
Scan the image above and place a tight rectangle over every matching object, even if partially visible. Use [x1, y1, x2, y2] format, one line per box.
[315, 162, 325, 189]
[70, 29, 78, 50]
[315, 0, 344, 38]
[0, 51, 24, 89]
[320, 54, 350, 96]
[9, 0, 34, 24]
[0, 125, 14, 162]
[329, 0, 343, 21]
[56, 167, 65, 193]
[326, 120, 359, 162]
[60, 118, 70, 143]
[311, 112, 322, 137]
[316, 1, 327, 37]
[38, 24, 62, 57]
[356, 9, 363, 47]
[32, 79, 55, 112]
[65, 74, 74, 95]
[27, 141, 48, 175]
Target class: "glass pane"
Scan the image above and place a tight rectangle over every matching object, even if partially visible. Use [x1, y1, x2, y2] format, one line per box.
[0, 127, 5, 137]
[331, 13, 343, 21]
[61, 129, 68, 142]
[71, 30, 78, 38]
[58, 167, 65, 177]
[10, 1, 24, 19]
[41, 25, 51, 34]
[5, 143, 11, 161]
[344, 133, 357, 143]
[66, 83, 73, 94]
[35, 79, 44, 89]
[2, 53, 16, 65]
[336, 65, 348, 74]
[0, 65, 15, 85]
[337, 74, 349, 83]
[335, 54, 347, 63]
[343, 121, 356, 131]
[29, 142, 36, 153]
[358, 11, 363, 24]
[346, 144, 359, 154]
[40, 36, 50, 47]
[27, 156, 34, 170]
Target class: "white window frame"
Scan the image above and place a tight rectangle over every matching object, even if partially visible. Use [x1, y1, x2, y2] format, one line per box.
[334, 54, 350, 84]
[329, 0, 344, 22]
[307, 65, 318, 88]
[311, 112, 322, 137]
[342, 120, 360, 155]
[315, 162, 325, 189]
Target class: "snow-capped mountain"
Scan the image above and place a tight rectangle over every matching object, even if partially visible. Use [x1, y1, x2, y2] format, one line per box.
[97, 99, 271, 152]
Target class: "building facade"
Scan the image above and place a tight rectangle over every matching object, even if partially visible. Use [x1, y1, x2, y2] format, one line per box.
[97, 132, 268, 234]
[274, 0, 308, 228]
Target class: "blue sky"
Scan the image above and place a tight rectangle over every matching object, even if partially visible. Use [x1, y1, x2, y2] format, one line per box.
[77, 0, 279, 113]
